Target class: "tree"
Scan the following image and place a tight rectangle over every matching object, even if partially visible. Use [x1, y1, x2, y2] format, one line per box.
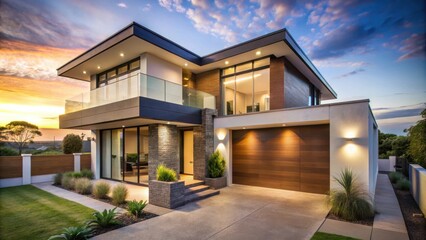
[378, 130, 397, 158]
[62, 134, 83, 154]
[3, 121, 42, 154]
[406, 109, 426, 167]
[0, 126, 6, 146]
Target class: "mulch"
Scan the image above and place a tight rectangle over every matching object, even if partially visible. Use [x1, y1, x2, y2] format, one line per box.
[390, 181, 426, 240]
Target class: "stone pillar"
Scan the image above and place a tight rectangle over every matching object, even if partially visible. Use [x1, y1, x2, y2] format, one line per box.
[148, 124, 179, 180]
[73, 153, 82, 172]
[22, 154, 32, 185]
[193, 109, 217, 180]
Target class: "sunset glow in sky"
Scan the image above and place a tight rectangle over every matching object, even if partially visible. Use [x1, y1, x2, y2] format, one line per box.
[0, 0, 425, 135]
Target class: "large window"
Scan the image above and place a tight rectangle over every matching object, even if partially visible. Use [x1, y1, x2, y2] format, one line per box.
[222, 58, 270, 115]
[101, 126, 149, 185]
[97, 58, 140, 87]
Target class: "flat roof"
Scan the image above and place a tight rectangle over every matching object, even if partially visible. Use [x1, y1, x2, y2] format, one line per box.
[58, 22, 337, 99]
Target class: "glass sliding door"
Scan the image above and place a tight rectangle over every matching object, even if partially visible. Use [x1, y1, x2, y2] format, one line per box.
[124, 128, 138, 183]
[139, 127, 149, 184]
[111, 129, 123, 181]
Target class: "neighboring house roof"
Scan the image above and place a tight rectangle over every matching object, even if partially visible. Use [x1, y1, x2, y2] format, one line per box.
[57, 22, 337, 99]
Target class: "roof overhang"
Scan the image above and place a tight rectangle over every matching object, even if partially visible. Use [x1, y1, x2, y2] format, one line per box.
[57, 22, 337, 100]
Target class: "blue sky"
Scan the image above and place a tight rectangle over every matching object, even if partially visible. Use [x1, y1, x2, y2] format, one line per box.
[0, 0, 425, 135]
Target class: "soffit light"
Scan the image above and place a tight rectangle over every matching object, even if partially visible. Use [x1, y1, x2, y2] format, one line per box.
[225, 61, 229, 65]
[167, 122, 171, 124]
[97, 66, 101, 69]
[256, 51, 261, 56]
[282, 124, 286, 126]
[242, 127, 246, 129]
[83, 71, 87, 74]
[120, 53, 124, 57]
[184, 63, 188, 66]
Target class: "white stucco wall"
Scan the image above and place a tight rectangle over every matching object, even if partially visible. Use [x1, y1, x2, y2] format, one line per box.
[213, 100, 378, 197]
[91, 130, 101, 179]
[140, 53, 182, 84]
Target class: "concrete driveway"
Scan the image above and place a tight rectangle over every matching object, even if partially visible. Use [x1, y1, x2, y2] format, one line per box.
[94, 185, 329, 240]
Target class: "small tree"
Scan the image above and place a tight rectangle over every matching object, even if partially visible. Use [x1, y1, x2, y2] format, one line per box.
[63, 134, 83, 154]
[4, 121, 42, 154]
[406, 109, 426, 167]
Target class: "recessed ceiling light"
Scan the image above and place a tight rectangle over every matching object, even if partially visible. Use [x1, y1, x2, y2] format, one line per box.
[225, 61, 229, 65]
[184, 77, 189, 80]
[97, 66, 101, 69]
[122, 125, 125, 128]
[120, 53, 124, 57]
[282, 124, 286, 126]
[256, 51, 261, 55]
[184, 63, 188, 66]
[167, 122, 170, 124]
[83, 71, 87, 74]
[242, 127, 246, 129]
[183, 84, 188, 87]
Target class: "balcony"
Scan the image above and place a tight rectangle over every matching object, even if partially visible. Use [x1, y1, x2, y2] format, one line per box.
[65, 72, 215, 114]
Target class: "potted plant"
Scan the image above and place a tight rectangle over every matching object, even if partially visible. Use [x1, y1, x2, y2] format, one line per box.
[148, 164, 185, 209]
[205, 151, 227, 189]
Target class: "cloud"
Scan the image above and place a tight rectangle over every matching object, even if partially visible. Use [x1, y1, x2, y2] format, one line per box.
[142, 3, 152, 12]
[117, 2, 127, 8]
[310, 24, 376, 59]
[159, 0, 186, 13]
[0, 0, 96, 49]
[373, 103, 425, 120]
[336, 68, 365, 79]
[313, 60, 368, 68]
[398, 33, 426, 61]
[191, 0, 209, 10]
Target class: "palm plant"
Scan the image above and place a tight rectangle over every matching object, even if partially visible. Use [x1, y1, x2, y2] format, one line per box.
[88, 208, 119, 228]
[327, 168, 374, 221]
[48, 225, 93, 240]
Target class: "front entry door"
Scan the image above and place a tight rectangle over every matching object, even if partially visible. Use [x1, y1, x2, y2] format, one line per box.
[183, 131, 194, 174]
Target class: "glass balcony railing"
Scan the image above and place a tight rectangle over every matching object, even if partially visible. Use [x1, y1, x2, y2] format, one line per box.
[65, 72, 216, 114]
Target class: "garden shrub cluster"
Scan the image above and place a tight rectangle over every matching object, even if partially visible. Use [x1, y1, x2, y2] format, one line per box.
[156, 164, 177, 182]
[93, 181, 111, 199]
[62, 134, 83, 154]
[111, 184, 128, 205]
[389, 172, 411, 191]
[207, 150, 226, 178]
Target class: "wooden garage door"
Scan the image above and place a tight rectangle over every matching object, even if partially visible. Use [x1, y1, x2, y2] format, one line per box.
[232, 124, 329, 194]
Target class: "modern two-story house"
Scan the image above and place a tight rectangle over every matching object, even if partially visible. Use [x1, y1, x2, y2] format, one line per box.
[58, 22, 378, 198]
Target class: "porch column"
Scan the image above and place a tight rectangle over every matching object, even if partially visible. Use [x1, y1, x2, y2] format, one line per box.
[193, 109, 217, 181]
[148, 124, 179, 180]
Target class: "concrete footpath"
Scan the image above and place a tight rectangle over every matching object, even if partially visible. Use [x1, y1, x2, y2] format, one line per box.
[319, 174, 409, 240]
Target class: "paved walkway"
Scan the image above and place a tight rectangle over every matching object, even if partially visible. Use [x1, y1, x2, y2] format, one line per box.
[318, 174, 409, 240]
[372, 174, 409, 240]
[93, 184, 329, 240]
[33, 182, 125, 213]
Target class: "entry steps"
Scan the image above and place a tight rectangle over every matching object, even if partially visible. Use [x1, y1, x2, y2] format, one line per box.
[184, 180, 220, 204]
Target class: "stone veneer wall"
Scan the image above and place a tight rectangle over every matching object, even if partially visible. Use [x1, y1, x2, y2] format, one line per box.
[149, 180, 186, 209]
[193, 109, 217, 180]
[148, 124, 179, 180]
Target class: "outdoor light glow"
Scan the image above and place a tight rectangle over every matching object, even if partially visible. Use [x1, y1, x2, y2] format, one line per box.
[225, 61, 229, 65]
[256, 51, 261, 55]
[217, 129, 227, 141]
[82, 70, 86, 74]
[97, 66, 101, 69]
[184, 63, 188, 66]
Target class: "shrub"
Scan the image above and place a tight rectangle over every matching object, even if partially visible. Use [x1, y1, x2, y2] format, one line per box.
[127, 200, 148, 218]
[53, 173, 63, 185]
[63, 134, 82, 154]
[81, 169, 94, 179]
[0, 146, 19, 156]
[156, 164, 177, 182]
[62, 173, 76, 190]
[327, 168, 374, 221]
[396, 178, 410, 191]
[93, 181, 111, 199]
[48, 224, 93, 240]
[389, 172, 403, 184]
[72, 172, 83, 179]
[89, 208, 119, 228]
[207, 150, 226, 178]
[111, 184, 128, 205]
[74, 178, 92, 195]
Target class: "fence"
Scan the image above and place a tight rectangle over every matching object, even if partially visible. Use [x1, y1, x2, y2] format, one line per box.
[409, 164, 426, 216]
[0, 153, 91, 188]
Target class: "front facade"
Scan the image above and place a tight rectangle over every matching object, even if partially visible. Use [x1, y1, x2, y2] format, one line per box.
[58, 22, 378, 196]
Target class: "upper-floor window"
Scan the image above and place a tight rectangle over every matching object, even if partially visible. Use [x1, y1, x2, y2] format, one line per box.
[97, 58, 140, 87]
[221, 58, 270, 115]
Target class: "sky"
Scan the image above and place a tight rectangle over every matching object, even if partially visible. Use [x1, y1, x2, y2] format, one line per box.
[0, 0, 425, 137]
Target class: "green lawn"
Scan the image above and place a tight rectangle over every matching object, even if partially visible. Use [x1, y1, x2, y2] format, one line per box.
[311, 232, 359, 240]
[0, 185, 95, 240]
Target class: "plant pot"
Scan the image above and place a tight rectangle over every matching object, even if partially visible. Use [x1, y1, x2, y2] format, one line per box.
[205, 176, 227, 189]
[149, 180, 185, 209]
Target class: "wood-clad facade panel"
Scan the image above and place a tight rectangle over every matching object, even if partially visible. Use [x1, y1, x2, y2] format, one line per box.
[232, 125, 329, 194]
[31, 155, 75, 175]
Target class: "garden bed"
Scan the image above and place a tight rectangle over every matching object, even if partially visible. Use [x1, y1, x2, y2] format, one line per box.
[92, 211, 157, 236]
[326, 212, 374, 226]
[389, 177, 426, 240]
